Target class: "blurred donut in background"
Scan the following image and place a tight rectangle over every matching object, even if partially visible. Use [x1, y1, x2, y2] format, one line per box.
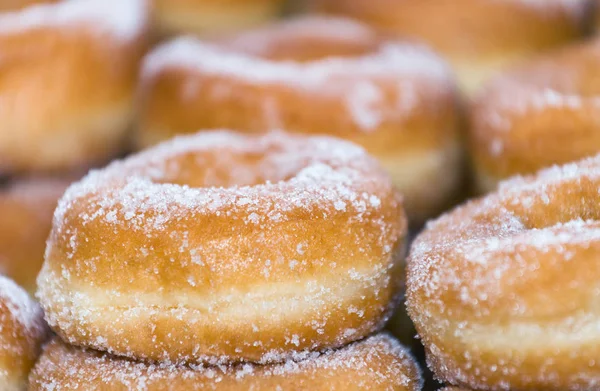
[0, 0, 57, 11]
[0, 0, 149, 175]
[311, 0, 592, 95]
[152, 0, 287, 37]
[0, 178, 69, 293]
[469, 37, 600, 193]
[136, 17, 464, 223]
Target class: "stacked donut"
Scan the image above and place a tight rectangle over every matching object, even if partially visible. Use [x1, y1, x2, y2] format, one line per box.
[0, 0, 149, 291]
[407, 153, 600, 389]
[137, 16, 463, 224]
[311, 0, 591, 95]
[31, 130, 423, 390]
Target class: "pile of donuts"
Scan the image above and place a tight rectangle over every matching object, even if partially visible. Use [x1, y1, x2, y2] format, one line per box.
[3, 0, 600, 390]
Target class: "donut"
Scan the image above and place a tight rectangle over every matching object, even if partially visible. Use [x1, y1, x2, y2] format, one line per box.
[0, 275, 48, 391]
[38, 130, 407, 364]
[153, 0, 285, 37]
[0, 178, 69, 292]
[0, 0, 149, 174]
[137, 17, 463, 223]
[312, 0, 591, 95]
[407, 153, 600, 390]
[469, 38, 600, 193]
[30, 333, 422, 390]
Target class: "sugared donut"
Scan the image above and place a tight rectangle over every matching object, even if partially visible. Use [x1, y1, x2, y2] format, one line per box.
[38, 130, 407, 364]
[312, 0, 591, 95]
[0, 0, 149, 174]
[0, 276, 48, 390]
[0, 178, 69, 292]
[153, 0, 285, 37]
[30, 334, 422, 390]
[470, 38, 600, 193]
[137, 17, 463, 223]
[407, 153, 600, 390]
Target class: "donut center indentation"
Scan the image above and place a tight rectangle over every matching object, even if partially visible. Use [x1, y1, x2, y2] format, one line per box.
[147, 147, 313, 188]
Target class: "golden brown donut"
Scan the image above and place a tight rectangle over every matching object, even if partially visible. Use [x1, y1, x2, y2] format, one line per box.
[38, 130, 407, 364]
[407, 153, 600, 390]
[30, 334, 422, 390]
[153, 0, 285, 37]
[137, 17, 463, 223]
[0, 0, 149, 175]
[0, 275, 48, 390]
[469, 38, 600, 193]
[312, 0, 591, 95]
[0, 178, 69, 293]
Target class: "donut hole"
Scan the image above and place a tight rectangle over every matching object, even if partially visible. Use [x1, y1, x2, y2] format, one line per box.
[145, 145, 313, 188]
[222, 18, 383, 62]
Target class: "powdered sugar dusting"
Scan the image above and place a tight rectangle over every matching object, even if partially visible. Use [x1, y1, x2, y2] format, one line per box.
[142, 34, 452, 132]
[31, 334, 422, 390]
[0, 0, 148, 40]
[144, 37, 450, 89]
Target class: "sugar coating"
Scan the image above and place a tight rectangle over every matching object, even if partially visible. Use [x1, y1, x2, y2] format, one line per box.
[38, 130, 406, 365]
[0, 0, 148, 40]
[0, 276, 48, 389]
[142, 26, 453, 132]
[471, 40, 600, 157]
[0, 275, 46, 342]
[51, 130, 391, 235]
[31, 334, 422, 391]
[407, 153, 600, 389]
